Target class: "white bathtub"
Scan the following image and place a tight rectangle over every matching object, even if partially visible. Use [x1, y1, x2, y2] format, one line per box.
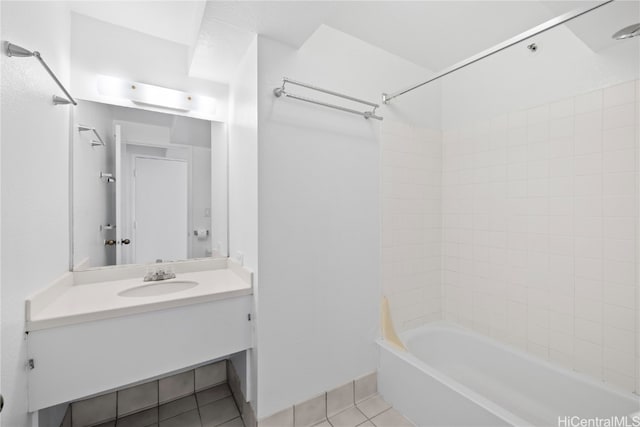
[378, 322, 640, 426]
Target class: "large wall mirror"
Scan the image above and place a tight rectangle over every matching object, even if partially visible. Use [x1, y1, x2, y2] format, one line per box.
[72, 100, 228, 270]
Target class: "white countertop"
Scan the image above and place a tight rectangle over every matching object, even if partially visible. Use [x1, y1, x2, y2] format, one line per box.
[26, 259, 252, 331]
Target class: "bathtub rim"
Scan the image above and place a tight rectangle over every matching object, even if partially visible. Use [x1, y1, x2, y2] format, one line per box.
[377, 337, 532, 426]
[377, 321, 640, 426]
[401, 321, 640, 404]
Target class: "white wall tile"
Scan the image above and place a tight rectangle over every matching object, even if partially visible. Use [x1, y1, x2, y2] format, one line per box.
[603, 126, 636, 152]
[575, 318, 603, 345]
[574, 339, 603, 367]
[575, 134, 603, 156]
[381, 122, 442, 331]
[604, 81, 636, 108]
[603, 259, 636, 286]
[603, 304, 635, 331]
[549, 99, 574, 119]
[575, 111, 603, 135]
[603, 283, 635, 309]
[603, 103, 636, 130]
[603, 196, 635, 217]
[574, 90, 603, 114]
[574, 154, 602, 176]
[603, 216, 636, 240]
[603, 172, 637, 196]
[442, 80, 638, 392]
[603, 326, 635, 354]
[603, 149, 636, 173]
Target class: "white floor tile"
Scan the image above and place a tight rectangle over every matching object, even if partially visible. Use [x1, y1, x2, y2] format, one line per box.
[355, 395, 391, 419]
[329, 407, 367, 427]
[370, 408, 414, 427]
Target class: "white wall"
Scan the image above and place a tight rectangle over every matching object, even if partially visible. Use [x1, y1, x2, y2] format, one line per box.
[227, 34, 258, 408]
[254, 25, 439, 418]
[228, 37, 258, 273]
[211, 121, 228, 258]
[440, 17, 640, 393]
[70, 12, 228, 123]
[0, 0, 3, 422]
[441, 24, 640, 129]
[1, 2, 71, 426]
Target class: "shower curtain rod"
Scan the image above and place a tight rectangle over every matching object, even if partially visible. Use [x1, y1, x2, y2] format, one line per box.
[381, 0, 615, 104]
[274, 77, 383, 120]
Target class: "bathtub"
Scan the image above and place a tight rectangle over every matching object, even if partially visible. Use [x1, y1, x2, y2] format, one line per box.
[377, 322, 640, 426]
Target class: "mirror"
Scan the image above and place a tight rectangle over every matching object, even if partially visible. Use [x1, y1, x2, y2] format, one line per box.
[72, 100, 228, 270]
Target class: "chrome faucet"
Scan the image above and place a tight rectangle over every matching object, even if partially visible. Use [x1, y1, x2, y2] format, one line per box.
[144, 261, 176, 282]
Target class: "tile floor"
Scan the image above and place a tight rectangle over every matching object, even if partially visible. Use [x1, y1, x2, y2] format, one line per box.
[93, 383, 244, 427]
[316, 394, 414, 427]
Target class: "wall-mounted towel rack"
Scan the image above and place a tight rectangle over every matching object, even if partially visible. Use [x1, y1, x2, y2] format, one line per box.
[78, 125, 105, 147]
[5, 42, 77, 106]
[274, 77, 382, 121]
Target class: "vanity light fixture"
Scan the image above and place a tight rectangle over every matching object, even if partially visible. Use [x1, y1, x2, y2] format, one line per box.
[96, 75, 216, 115]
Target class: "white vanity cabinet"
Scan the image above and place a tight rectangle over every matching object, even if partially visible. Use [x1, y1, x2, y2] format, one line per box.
[25, 259, 253, 411]
[27, 295, 251, 411]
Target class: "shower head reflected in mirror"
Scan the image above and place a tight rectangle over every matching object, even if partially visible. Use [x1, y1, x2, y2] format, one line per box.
[612, 23, 640, 40]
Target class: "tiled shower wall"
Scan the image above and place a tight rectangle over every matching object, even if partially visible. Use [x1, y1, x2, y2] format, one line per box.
[381, 121, 443, 332]
[441, 80, 639, 393]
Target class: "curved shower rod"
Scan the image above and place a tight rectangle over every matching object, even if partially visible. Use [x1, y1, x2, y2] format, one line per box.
[381, 0, 615, 104]
[5, 42, 77, 106]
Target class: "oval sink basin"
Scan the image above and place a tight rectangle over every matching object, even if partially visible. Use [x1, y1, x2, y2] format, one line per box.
[118, 280, 198, 298]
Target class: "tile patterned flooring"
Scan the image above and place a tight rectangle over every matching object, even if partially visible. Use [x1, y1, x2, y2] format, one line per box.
[318, 394, 414, 427]
[94, 383, 243, 427]
[91, 386, 413, 427]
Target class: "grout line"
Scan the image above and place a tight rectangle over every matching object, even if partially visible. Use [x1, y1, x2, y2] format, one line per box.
[324, 391, 328, 421]
[570, 97, 577, 375]
[352, 380, 356, 407]
[292, 400, 296, 427]
[196, 386, 205, 427]
[600, 95, 605, 383]
[114, 390, 119, 423]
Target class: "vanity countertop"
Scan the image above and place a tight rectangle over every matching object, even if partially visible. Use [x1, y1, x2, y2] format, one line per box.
[26, 259, 252, 331]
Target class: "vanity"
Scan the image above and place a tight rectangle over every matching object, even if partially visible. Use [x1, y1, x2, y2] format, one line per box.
[23, 94, 246, 413]
[25, 258, 252, 412]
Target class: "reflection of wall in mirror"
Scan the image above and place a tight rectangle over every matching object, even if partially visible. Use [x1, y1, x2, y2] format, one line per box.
[73, 101, 214, 268]
[73, 100, 116, 269]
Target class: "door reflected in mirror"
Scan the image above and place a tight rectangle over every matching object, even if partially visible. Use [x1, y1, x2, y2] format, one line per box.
[72, 100, 228, 270]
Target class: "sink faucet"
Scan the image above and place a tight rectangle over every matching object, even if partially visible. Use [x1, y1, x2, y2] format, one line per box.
[144, 262, 176, 282]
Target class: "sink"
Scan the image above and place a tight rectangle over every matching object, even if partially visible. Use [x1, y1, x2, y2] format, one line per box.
[118, 280, 198, 298]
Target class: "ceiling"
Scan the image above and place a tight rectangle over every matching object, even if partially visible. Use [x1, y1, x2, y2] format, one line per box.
[69, 0, 636, 83]
[69, 1, 207, 46]
[200, 1, 596, 72]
